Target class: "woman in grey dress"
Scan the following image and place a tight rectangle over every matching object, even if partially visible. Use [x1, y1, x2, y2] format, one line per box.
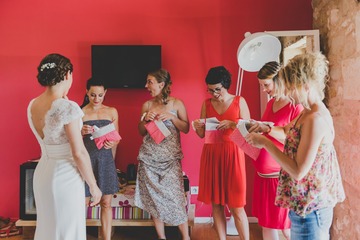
[81, 78, 120, 240]
[135, 69, 190, 240]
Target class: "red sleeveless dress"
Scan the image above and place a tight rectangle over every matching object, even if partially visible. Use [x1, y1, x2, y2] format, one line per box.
[198, 96, 246, 208]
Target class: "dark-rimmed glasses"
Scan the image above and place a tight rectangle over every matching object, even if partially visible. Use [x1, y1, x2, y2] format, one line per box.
[207, 86, 223, 94]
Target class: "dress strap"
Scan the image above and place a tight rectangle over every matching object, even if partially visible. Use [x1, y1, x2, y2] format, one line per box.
[205, 98, 211, 118]
[235, 96, 241, 118]
[293, 112, 303, 128]
[315, 112, 335, 140]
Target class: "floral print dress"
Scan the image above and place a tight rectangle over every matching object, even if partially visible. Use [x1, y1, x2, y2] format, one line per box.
[275, 120, 345, 217]
[134, 110, 187, 225]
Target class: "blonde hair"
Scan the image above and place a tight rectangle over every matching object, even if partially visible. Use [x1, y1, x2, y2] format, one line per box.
[257, 61, 284, 99]
[279, 52, 329, 109]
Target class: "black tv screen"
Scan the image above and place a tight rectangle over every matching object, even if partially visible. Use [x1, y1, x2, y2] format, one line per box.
[91, 45, 161, 88]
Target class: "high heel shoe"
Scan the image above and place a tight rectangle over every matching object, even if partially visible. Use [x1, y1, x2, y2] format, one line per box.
[0, 222, 22, 238]
[0, 217, 10, 229]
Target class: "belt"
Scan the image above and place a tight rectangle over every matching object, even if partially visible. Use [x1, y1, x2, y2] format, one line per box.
[257, 172, 280, 178]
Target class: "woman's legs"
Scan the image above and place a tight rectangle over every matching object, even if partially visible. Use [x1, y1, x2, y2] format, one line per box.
[281, 228, 291, 240]
[178, 221, 190, 240]
[262, 227, 279, 240]
[212, 203, 226, 240]
[153, 217, 190, 240]
[100, 194, 113, 240]
[262, 227, 290, 240]
[229, 207, 249, 240]
[153, 217, 166, 239]
[289, 208, 333, 240]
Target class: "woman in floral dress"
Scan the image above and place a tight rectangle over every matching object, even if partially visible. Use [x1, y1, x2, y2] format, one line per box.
[246, 52, 345, 240]
[135, 69, 190, 240]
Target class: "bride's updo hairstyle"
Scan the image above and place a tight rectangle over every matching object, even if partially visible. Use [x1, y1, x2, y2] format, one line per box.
[37, 53, 73, 87]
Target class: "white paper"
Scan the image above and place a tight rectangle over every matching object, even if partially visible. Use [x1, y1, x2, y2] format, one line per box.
[205, 117, 220, 131]
[154, 120, 171, 137]
[236, 120, 275, 137]
[237, 120, 250, 137]
[90, 123, 116, 140]
[191, 117, 220, 131]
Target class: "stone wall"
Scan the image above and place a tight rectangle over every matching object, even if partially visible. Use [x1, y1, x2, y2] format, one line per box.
[313, 0, 360, 239]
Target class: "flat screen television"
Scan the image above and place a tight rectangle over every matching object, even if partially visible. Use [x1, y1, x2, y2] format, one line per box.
[91, 45, 161, 88]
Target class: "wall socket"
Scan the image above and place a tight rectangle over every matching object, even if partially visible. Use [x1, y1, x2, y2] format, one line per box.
[190, 186, 199, 195]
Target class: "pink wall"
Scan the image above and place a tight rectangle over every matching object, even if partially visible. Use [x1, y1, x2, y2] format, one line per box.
[0, 0, 312, 218]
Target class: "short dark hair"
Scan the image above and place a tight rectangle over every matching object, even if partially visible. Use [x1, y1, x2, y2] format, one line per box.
[205, 66, 231, 89]
[37, 53, 73, 87]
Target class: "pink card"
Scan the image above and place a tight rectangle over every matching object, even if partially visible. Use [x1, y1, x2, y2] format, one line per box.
[144, 120, 171, 144]
[93, 131, 121, 149]
[90, 123, 122, 149]
[229, 128, 260, 160]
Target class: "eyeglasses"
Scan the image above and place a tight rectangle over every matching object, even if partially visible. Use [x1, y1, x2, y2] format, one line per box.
[207, 86, 223, 94]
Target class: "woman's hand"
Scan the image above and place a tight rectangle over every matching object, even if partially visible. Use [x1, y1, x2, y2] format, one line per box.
[245, 132, 267, 148]
[217, 120, 236, 130]
[157, 112, 175, 122]
[88, 185, 102, 207]
[247, 120, 270, 133]
[103, 140, 118, 149]
[81, 124, 93, 136]
[143, 111, 158, 122]
[193, 119, 205, 130]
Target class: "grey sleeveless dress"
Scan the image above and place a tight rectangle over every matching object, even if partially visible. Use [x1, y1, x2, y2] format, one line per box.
[134, 111, 188, 225]
[83, 119, 119, 196]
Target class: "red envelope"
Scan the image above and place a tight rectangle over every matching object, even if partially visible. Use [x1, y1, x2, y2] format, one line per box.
[229, 128, 260, 160]
[90, 123, 122, 149]
[144, 120, 171, 144]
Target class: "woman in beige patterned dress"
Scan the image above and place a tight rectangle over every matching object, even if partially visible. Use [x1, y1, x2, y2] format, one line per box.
[134, 68, 190, 240]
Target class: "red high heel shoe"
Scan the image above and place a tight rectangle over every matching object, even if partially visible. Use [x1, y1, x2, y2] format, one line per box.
[0, 217, 10, 229]
[0, 222, 22, 238]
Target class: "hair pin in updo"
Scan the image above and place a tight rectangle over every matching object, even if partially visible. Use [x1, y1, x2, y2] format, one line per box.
[40, 62, 57, 71]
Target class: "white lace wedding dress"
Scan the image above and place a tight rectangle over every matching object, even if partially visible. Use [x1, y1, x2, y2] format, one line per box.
[27, 98, 86, 240]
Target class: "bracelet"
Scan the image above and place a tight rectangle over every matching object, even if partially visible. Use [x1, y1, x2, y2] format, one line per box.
[140, 112, 147, 122]
[265, 124, 272, 134]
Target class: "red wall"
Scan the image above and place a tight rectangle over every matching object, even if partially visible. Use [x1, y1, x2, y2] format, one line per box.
[0, 0, 312, 219]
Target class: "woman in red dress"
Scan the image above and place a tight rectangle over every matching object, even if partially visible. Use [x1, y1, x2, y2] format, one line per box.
[193, 66, 250, 240]
[249, 62, 303, 240]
